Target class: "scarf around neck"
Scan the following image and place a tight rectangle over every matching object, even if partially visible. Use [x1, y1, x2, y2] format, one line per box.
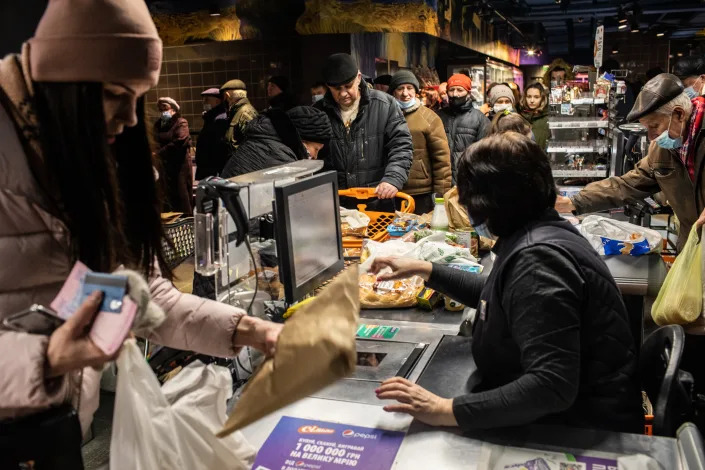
[680, 96, 705, 182]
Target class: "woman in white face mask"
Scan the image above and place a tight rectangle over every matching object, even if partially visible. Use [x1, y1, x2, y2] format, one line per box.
[154, 97, 193, 214]
[487, 83, 516, 121]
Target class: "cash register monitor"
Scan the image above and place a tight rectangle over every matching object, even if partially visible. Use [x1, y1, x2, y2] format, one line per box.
[274, 171, 344, 303]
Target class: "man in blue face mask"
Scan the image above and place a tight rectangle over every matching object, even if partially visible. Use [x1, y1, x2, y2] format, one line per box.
[389, 70, 452, 214]
[556, 73, 705, 253]
[673, 56, 705, 100]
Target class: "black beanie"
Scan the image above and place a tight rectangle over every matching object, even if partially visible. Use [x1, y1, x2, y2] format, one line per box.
[268, 75, 290, 93]
[287, 106, 332, 143]
[322, 53, 358, 86]
[388, 70, 420, 93]
[374, 74, 392, 86]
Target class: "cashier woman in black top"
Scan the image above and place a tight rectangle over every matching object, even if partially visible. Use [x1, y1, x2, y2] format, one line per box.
[372, 133, 644, 433]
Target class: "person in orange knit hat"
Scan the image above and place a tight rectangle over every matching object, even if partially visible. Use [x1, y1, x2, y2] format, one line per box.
[438, 73, 490, 184]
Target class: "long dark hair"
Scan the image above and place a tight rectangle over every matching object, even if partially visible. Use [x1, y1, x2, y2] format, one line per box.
[33, 82, 171, 278]
[520, 82, 548, 113]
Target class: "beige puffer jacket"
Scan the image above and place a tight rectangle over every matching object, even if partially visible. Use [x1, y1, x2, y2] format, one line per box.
[0, 50, 244, 427]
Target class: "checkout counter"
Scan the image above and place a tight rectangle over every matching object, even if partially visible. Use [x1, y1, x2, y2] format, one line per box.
[196, 164, 689, 469]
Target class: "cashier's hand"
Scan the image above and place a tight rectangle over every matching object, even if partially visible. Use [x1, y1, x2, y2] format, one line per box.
[555, 195, 576, 214]
[376, 377, 458, 427]
[369, 257, 433, 282]
[234, 316, 283, 357]
[375, 182, 398, 200]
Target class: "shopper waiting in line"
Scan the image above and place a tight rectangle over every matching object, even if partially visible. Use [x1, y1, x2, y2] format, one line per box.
[543, 58, 574, 87]
[266, 75, 296, 111]
[489, 110, 533, 138]
[154, 97, 194, 215]
[438, 81, 449, 108]
[372, 133, 643, 433]
[487, 83, 516, 121]
[520, 82, 550, 149]
[314, 53, 413, 208]
[194, 88, 230, 180]
[373, 74, 392, 93]
[222, 106, 332, 177]
[673, 55, 705, 99]
[424, 86, 442, 112]
[220, 78, 258, 152]
[438, 73, 490, 184]
[389, 71, 452, 215]
[0, 0, 281, 441]
[311, 81, 327, 104]
[556, 73, 705, 253]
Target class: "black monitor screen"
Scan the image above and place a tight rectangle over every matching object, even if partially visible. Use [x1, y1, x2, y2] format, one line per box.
[275, 171, 344, 303]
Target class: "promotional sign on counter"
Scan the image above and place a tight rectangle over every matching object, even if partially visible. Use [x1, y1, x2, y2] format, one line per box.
[253, 416, 405, 470]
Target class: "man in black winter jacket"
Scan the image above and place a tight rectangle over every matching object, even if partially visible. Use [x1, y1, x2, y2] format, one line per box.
[438, 73, 491, 184]
[195, 88, 230, 180]
[314, 53, 413, 201]
[221, 106, 332, 178]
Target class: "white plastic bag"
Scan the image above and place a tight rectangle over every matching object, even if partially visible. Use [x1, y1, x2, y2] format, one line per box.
[359, 239, 417, 273]
[412, 232, 480, 266]
[110, 340, 255, 470]
[578, 215, 662, 256]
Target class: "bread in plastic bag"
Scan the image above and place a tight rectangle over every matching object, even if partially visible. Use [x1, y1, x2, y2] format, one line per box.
[651, 225, 702, 325]
[359, 273, 425, 309]
[340, 209, 371, 237]
[579, 215, 662, 256]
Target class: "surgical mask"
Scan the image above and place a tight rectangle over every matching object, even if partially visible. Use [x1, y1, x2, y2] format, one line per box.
[396, 97, 417, 110]
[493, 103, 512, 113]
[161, 110, 173, 122]
[203, 104, 212, 112]
[684, 87, 698, 100]
[449, 95, 468, 108]
[470, 216, 496, 240]
[312, 94, 324, 104]
[655, 113, 684, 150]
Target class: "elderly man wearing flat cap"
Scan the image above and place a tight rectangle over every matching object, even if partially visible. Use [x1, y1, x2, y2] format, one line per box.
[195, 88, 230, 180]
[557, 73, 705, 251]
[314, 53, 413, 207]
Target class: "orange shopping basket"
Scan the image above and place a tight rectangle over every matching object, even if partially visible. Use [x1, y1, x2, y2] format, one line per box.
[339, 187, 415, 249]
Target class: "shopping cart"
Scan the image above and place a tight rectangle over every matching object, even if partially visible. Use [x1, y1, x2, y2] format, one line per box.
[338, 188, 415, 250]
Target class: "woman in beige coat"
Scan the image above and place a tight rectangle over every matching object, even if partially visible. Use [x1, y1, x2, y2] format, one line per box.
[0, 0, 281, 436]
[389, 70, 452, 214]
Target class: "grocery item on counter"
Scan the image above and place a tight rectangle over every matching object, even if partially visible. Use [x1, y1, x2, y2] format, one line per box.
[412, 232, 480, 266]
[386, 211, 430, 237]
[417, 287, 441, 311]
[340, 208, 371, 238]
[412, 229, 458, 244]
[446, 263, 482, 274]
[343, 247, 362, 258]
[430, 197, 449, 231]
[579, 215, 662, 256]
[455, 229, 479, 258]
[444, 296, 465, 312]
[359, 273, 425, 309]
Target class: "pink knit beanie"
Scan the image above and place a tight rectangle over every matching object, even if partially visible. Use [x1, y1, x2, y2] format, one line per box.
[28, 0, 162, 86]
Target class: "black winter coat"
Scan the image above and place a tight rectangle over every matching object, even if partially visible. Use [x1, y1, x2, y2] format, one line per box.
[438, 101, 490, 184]
[195, 103, 230, 180]
[221, 112, 304, 178]
[154, 114, 193, 215]
[315, 85, 413, 190]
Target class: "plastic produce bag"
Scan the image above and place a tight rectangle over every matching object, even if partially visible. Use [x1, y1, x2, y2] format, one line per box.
[359, 273, 425, 309]
[340, 208, 371, 237]
[359, 239, 417, 273]
[110, 340, 255, 470]
[579, 215, 662, 256]
[412, 232, 480, 266]
[651, 225, 703, 325]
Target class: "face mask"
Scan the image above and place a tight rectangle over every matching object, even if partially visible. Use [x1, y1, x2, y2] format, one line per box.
[161, 110, 173, 121]
[449, 95, 468, 108]
[396, 97, 417, 110]
[655, 113, 684, 149]
[203, 104, 212, 112]
[470, 216, 497, 240]
[312, 94, 324, 104]
[493, 103, 512, 113]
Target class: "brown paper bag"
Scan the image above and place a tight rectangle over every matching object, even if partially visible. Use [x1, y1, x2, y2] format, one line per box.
[217, 266, 360, 437]
[443, 187, 496, 252]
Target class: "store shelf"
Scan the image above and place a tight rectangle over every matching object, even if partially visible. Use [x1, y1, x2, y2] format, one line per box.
[552, 169, 608, 178]
[546, 141, 609, 153]
[548, 119, 609, 129]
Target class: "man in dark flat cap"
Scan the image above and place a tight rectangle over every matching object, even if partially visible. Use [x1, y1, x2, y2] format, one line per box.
[195, 88, 230, 180]
[557, 73, 705, 251]
[314, 53, 413, 207]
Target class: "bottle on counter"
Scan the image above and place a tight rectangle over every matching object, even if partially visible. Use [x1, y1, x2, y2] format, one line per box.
[430, 197, 449, 231]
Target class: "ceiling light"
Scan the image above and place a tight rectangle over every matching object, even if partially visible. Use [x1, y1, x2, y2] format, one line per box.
[656, 32, 665, 37]
[630, 20, 639, 33]
[527, 49, 536, 56]
[209, 5, 221, 16]
[618, 24, 628, 30]
[612, 48, 619, 54]
[617, 8, 627, 23]
[678, 52, 684, 57]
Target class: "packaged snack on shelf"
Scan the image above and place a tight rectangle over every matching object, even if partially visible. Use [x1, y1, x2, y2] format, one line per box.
[340, 208, 371, 238]
[417, 287, 441, 311]
[359, 274, 425, 309]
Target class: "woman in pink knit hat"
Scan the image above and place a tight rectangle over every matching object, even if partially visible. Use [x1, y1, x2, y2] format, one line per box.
[0, 0, 281, 463]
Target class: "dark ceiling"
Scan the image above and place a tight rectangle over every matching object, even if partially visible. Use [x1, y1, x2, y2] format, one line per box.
[486, 0, 705, 57]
